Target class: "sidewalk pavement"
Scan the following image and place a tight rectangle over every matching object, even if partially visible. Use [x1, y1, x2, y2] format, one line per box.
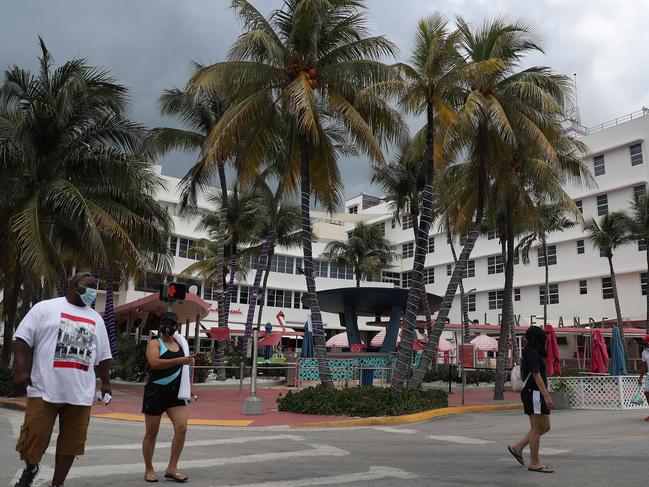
[0, 384, 520, 428]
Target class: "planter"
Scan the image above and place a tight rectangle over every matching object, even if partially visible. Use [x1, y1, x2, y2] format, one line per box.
[549, 391, 567, 410]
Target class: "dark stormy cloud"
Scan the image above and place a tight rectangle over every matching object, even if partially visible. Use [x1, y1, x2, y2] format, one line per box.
[2, 0, 647, 202]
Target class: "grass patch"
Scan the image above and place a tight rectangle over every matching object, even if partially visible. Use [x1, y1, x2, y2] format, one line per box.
[277, 385, 448, 417]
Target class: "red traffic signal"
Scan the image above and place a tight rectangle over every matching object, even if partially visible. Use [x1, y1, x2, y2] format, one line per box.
[159, 282, 187, 302]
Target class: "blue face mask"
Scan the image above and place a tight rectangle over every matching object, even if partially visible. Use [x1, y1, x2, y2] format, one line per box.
[77, 287, 98, 306]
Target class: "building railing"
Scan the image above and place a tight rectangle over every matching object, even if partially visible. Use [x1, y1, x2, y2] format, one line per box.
[583, 107, 649, 134]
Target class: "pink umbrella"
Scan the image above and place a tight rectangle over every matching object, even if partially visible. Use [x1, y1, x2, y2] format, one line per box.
[544, 324, 561, 376]
[470, 333, 498, 351]
[589, 329, 609, 373]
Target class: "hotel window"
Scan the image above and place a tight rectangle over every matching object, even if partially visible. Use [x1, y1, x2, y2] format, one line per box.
[539, 283, 559, 305]
[427, 236, 435, 254]
[293, 291, 309, 309]
[487, 230, 498, 240]
[575, 200, 583, 214]
[178, 237, 191, 258]
[229, 286, 238, 303]
[630, 143, 643, 166]
[639, 238, 647, 252]
[377, 222, 385, 234]
[239, 286, 250, 304]
[538, 245, 557, 266]
[600, 248, 607, 258]
[314, 260, 329, 278]
[513, 252, 520, 265]
[382, 271, 401, 286]
[579, 280, 588, 295]
[402, 215, 414, 231]
[266, 289, 292, 308]
[169, 236, 178, 256]
[577, 240, 585, 254]
[401, 272, 414, 288]
[634, 184, 647, 201]
[348, 205, 358, 214]
[597, 194, 608, 216]
[424, 267, 435, 285]
[594, 154, 605, 176]
[134, 273, 164, 293]
[330, 264, 354, 280]
[447, 234, 452, 245]
[270, 255, 295, 274]
[447, 264, 452, 276]
[203, 281, 218, 301]
[391, 218, 396, 229]
[642, 273, 647, 296]
[463, 260, 476, 278]
[514, 288, 521, 302]
[488, 290, 504, 310]
[402, 242, 414, 258]
[467, 293, 476, 312]
[601, 277, 614, 300]
[487, 255, 504, 275]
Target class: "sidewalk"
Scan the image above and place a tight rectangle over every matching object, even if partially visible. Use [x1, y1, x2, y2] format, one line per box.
[0, 384, 520, 428]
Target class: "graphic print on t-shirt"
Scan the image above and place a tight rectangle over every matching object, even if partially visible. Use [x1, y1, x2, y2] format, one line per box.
[53, 312, 96, 371]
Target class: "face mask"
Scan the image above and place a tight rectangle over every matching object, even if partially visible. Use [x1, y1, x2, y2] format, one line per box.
[160, 323, 176, 337]
[77, 287, 98, 306]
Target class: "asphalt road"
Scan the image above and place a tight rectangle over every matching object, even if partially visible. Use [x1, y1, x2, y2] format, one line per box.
[1, 407, 647, 487]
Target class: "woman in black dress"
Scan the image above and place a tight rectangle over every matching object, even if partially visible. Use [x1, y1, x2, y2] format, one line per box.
[141, 312, 194, 482]
[508, 326, 554, 473]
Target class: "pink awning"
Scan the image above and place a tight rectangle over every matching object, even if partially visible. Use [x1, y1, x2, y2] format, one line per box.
[470, 333, 498, 352]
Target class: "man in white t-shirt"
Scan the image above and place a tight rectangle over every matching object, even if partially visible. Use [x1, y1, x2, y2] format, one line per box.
[638, 335, 649, 422]
[12, 272, 113, 487]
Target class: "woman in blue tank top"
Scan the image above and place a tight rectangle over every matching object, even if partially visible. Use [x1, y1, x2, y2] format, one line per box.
[141, 312, 194, 483]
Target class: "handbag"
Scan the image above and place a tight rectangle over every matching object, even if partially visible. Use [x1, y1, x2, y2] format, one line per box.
[630, 390, 645, 406]
[510, 365, 531, 392]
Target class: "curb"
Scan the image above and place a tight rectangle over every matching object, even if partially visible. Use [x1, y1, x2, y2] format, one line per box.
[0, 399, 25, 412]
[290, 403, 522, 428]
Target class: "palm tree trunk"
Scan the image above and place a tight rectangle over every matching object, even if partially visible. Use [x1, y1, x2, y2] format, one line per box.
[223, 251, 239, 325]
[392, 101, 435, 393]
[448, 225, 470, 341]
[494, 194, 515, 400]
[213, 161, 229, 380]
[542, 239, 549, 327]
[300, 136, 333, 388]
[608, 254, 629, 366]
[1, 260, 21, 368]
[410, 185, 487, 388]
[646, 246, 649, 332]
[255, 248, 275, 328]
[243, 231, 275, 355]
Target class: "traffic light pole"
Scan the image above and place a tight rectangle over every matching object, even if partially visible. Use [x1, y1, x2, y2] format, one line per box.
[242, 326, 263, 415]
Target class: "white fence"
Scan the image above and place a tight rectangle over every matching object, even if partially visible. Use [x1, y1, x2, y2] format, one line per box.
[549, 376, 648, 410]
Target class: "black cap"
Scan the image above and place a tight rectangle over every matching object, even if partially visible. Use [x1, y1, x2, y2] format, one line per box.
[160, 311, 178, 324]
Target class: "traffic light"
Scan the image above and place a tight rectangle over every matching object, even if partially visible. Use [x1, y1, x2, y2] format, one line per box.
[158, 282, 187, 302]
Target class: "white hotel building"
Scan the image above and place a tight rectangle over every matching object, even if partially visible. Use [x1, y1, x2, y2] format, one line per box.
[107, 109, 649, 339]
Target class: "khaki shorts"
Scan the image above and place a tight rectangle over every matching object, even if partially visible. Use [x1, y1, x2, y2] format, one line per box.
[16, 397, 91, 464]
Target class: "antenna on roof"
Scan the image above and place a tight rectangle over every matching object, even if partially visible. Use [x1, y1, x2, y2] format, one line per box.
[571, 73, 582, 125]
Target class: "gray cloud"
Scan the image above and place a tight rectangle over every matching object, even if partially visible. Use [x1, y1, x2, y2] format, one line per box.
[2, 0, 647, 201]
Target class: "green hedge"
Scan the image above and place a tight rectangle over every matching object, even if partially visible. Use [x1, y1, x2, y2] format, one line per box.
[0, 368, 17, 397]
[423, 365, 495, 384]
[277, 386, 448, 417]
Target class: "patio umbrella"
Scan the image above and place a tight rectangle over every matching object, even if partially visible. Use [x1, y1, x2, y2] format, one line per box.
[470, 333, 498, 352]
[544, 325, 561, 376]
[262, 322, 273, 359]
[589, 329, 609, 374]
[437, 337, 455, 353]
[300, 319, 314, 358]
[610, 326, 627, 376]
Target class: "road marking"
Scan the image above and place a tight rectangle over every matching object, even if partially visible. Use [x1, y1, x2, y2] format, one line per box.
[92, 412, 252, 427]
[7, 414, 23, 438]
[428, 435, 494, 445]
[372, 426, 418, 434]
[209, 466, 419, 487]
[64, 443, 348, 479]
[12, 465, 55, 487]
[539, 447, 571, 455]
[47, 434, 304, 454]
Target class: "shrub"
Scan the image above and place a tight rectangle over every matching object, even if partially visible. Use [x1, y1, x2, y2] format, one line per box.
[193, 352, 212, 383]
[115, 334, 149, 382]
[222, 352, 243, 379]
[560, 367, 582, 377]
[0, 368, 17, 397]
[277, 385, 448, 417]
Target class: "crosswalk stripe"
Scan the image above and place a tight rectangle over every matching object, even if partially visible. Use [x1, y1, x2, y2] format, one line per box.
[209, 466, 419, 487]
[428, 435, 494, 445]
[63, 443, 348, 479]
[539, 447, 571, 455]
[47, 434, 304, 454]
[372, 426, 418, 434]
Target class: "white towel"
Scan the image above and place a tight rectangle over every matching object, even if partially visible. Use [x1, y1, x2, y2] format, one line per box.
[174, 332, 192, 402]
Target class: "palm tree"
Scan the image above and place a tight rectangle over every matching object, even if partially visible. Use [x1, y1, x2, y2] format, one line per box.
[584, 212, 631, 360]
[321, 222, 396, 287]
[411, 17, 585, 389]
[146, 82, 233, 342]
[189, 0, 405, 387]
[623, 192, 649, 330]
[0, 38, 172, 367]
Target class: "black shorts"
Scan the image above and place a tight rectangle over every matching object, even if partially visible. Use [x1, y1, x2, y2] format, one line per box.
[521, 389, 550, 415]
[142, 381, 186, 416]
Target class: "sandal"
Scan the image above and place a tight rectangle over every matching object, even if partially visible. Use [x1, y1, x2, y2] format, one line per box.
[507, 446, 525, 466]
[528, 465, 554, 473]
[164, 472, 189, 483]
[144, 472, 159, 482]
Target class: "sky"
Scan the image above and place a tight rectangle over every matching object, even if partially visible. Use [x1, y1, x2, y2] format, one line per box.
[2, 0, 648, 201]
